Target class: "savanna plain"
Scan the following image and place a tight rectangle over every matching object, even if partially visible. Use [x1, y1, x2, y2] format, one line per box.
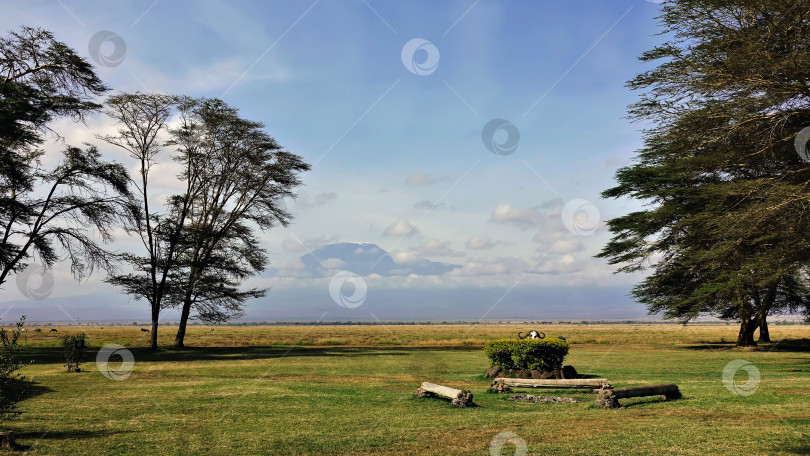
[6, 323, 810, 455]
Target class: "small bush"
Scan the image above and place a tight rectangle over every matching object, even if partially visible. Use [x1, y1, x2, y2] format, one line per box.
[1, 316, 30, 424]
[484, 338, 570, 371]
[62, 333, 88, 372]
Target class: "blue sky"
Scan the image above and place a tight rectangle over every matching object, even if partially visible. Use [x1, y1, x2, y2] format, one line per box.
[1, 0, 670, 322]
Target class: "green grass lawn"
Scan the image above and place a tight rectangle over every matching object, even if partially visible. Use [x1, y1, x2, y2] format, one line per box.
[3, 324, 809, 455]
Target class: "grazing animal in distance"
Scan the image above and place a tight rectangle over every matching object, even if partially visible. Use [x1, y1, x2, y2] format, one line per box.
[34, 328, 43, 333]
[50, 328, 58, 332]
[22, 329, 28, 333]
[141, 328, 150, 333]
[518, 330, 544, 340]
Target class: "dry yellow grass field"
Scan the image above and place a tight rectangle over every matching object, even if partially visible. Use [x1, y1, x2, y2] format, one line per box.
[17, 322, 810, 349]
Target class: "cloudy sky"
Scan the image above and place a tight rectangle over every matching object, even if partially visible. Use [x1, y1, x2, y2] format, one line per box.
[1, 0, 668, 322]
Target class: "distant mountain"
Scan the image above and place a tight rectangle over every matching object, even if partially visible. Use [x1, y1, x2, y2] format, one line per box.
[297, 242, 459, 277]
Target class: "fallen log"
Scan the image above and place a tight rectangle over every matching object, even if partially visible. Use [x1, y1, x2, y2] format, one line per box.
[415, 382, 474, 407]
[491, 377, 610, 393]
[595, 383, 681, 408]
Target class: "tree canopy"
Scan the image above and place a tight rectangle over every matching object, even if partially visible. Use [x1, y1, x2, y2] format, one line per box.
[0, 26, 130, 288]
[598, 0, 810, 346]
[101, 94, 310, 349]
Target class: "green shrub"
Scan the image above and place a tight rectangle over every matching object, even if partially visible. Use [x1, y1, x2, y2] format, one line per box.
[62, 333, 88, 372]
[484, 338, 569, 371]
[1, 316, 30, 424]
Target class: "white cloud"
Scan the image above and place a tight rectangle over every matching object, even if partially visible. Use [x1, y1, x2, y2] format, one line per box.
[449, 256, 530, 276]
[490, 202, 539, 227]
[466, 236, 495, 250]
[533, 254, 585, 274]
[390, 251, 419, 264]
[547, 238, 584, 254]
[287, 191, 337, 212]
[273, 257, 312, 278]
[384, 217, 418, 237]
[319, 258, 347, 269]
[411, 239, 464, 258]
[281, 234, 341, 253]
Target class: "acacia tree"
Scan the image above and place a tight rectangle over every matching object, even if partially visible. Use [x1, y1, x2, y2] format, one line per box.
[598, 0, 810, 346]
[0, 27, 131, 288]
[169, 98, 309, 347]
[100, 93, 205, 349]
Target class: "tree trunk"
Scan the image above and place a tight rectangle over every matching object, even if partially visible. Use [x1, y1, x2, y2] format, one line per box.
[754, 282, 777, 343]
[174, 297, 192, 348]
[149, 307, 159, 350]
[174, 264, 200, 348]
[759, 316, 771, 342]
[736, 303, 757, 347]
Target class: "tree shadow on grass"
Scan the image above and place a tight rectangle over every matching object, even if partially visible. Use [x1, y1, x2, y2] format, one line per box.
[10, 429, 131, 451]
[24, 381, 55, 399]
[20, 345, 481, 364]
[616, 395, 681, 409]
[768, 339, 810, 352]
[787, 443, 810, 454]
[681, 338, 810, 352]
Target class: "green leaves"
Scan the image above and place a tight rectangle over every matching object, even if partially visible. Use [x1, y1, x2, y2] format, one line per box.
[0, 316, 30, 423]
[484, 338, 570, 372]
[599, 1, 810, 334]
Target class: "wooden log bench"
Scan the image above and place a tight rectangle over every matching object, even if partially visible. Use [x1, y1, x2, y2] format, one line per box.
[491, 377, 611, 393]
[415, 382, 474, 407]
[0, 431, 14, 451]
[595, 383, 681, 408]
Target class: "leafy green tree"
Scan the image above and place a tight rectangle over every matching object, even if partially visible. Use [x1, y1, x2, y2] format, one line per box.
[62, 332, 87, 372]
[598, 0, 810, 346]
[101, 95, 309, 348]
[100, 93, 198, 350]
[168, 98, 309, 347]
[0, 27, 131, 288]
